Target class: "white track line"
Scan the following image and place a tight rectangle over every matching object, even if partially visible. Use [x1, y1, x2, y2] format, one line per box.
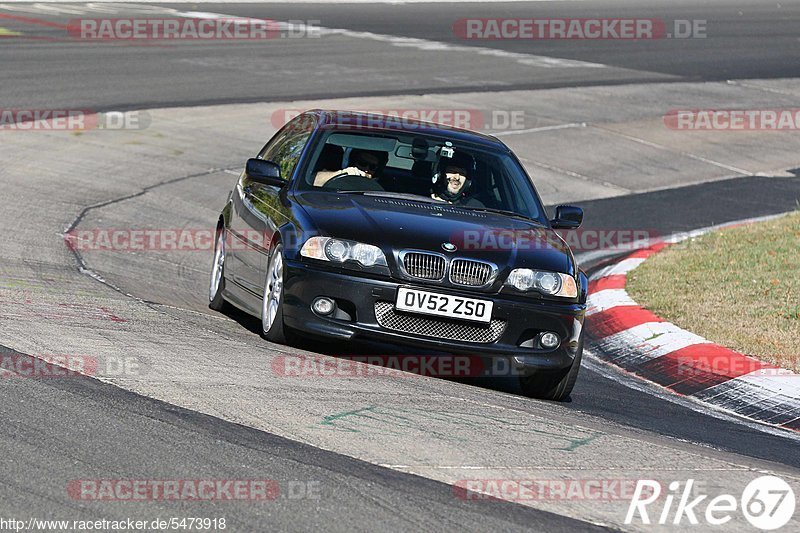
[177, 10, 611, 70]
[594, 322, 711, 363]
[594, 126, 754, 176]
[585, 288, 636, 316]
[493, 122, 586, 136]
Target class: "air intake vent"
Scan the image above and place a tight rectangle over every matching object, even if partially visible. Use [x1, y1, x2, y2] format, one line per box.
[402, 252, 446, 280]
[374, 301, 506, 343]
[373, 198, 487, 218]
[449, 259, 494, 286]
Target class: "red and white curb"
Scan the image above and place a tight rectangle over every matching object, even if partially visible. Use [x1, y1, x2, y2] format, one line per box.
[585, 216, 799, 433]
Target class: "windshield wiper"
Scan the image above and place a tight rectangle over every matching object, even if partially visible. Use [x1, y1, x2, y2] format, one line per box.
[325, 191, 436, 202]
[322, 190, 445, 203]
[461, 206, 546, 226]
[361, 191, 444, 204]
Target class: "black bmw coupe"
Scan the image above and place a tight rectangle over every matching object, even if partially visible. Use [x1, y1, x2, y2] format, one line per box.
[209, 110, 587, 400]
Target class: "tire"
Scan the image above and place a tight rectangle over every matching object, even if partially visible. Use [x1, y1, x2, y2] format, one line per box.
[208, 224, 229, 311]
[518, 341, 583, 401]
[261, 243, 291, 344]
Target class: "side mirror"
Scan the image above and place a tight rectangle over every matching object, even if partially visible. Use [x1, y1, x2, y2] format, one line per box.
[245, 158, 285, 187]
[550, 205, 583, 229]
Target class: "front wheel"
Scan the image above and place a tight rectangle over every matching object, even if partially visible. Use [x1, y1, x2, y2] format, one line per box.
[518, 342, 583, 401]
[208, 225, 228, 311]
[261, 243, 291, 344]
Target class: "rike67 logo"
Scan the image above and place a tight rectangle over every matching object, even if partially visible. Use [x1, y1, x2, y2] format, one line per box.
[626, 476, 796, 530]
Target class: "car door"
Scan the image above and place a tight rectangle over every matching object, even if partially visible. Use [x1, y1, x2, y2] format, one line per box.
[229, 119, 313, 297]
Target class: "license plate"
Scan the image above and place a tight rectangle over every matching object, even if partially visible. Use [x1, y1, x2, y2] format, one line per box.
[395, 287, 493, 324]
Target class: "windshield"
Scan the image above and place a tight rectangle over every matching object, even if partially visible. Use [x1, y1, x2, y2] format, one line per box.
[298, 129, 547, 223]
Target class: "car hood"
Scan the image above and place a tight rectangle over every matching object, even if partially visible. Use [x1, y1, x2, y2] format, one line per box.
[293, 192, 574, 274]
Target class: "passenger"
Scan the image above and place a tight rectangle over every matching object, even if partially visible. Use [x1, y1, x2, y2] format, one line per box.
[314, 148, 387, 187]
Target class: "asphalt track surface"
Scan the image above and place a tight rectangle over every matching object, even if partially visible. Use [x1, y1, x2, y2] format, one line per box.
[0, 1, 797, 109]
[0, 345, 604, 532]
[1, 1, 800, 531]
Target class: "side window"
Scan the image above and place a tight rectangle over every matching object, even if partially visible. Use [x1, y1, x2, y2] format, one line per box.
[259, 119, 313, 181]
[497, 162, 541, 220]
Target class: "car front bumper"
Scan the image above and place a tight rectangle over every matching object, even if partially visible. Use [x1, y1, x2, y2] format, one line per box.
[281, 260, 585, 373]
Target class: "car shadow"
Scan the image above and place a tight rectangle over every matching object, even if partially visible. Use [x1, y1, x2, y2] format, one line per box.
[295, 333, 538, 400]
[215, 303, 571, 402]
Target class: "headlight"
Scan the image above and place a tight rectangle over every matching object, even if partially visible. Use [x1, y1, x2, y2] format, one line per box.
[325, 239, 348, 261]
[506, 269, 577, 298]
[300, 237, 387, 267]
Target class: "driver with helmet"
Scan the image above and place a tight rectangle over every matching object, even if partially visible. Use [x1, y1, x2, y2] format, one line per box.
[430, 149, 484, 207]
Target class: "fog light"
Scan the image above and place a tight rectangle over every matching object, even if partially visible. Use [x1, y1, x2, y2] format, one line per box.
[312, 297, 335, 316]
[539, 332, 560, 349]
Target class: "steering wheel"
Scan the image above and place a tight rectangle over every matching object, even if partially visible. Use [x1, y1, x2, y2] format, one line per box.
[323, 172, 384, 191]
[322, 171, 356, 183]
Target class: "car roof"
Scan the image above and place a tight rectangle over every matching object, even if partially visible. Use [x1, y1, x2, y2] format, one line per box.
[304, 109, 510, 151]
